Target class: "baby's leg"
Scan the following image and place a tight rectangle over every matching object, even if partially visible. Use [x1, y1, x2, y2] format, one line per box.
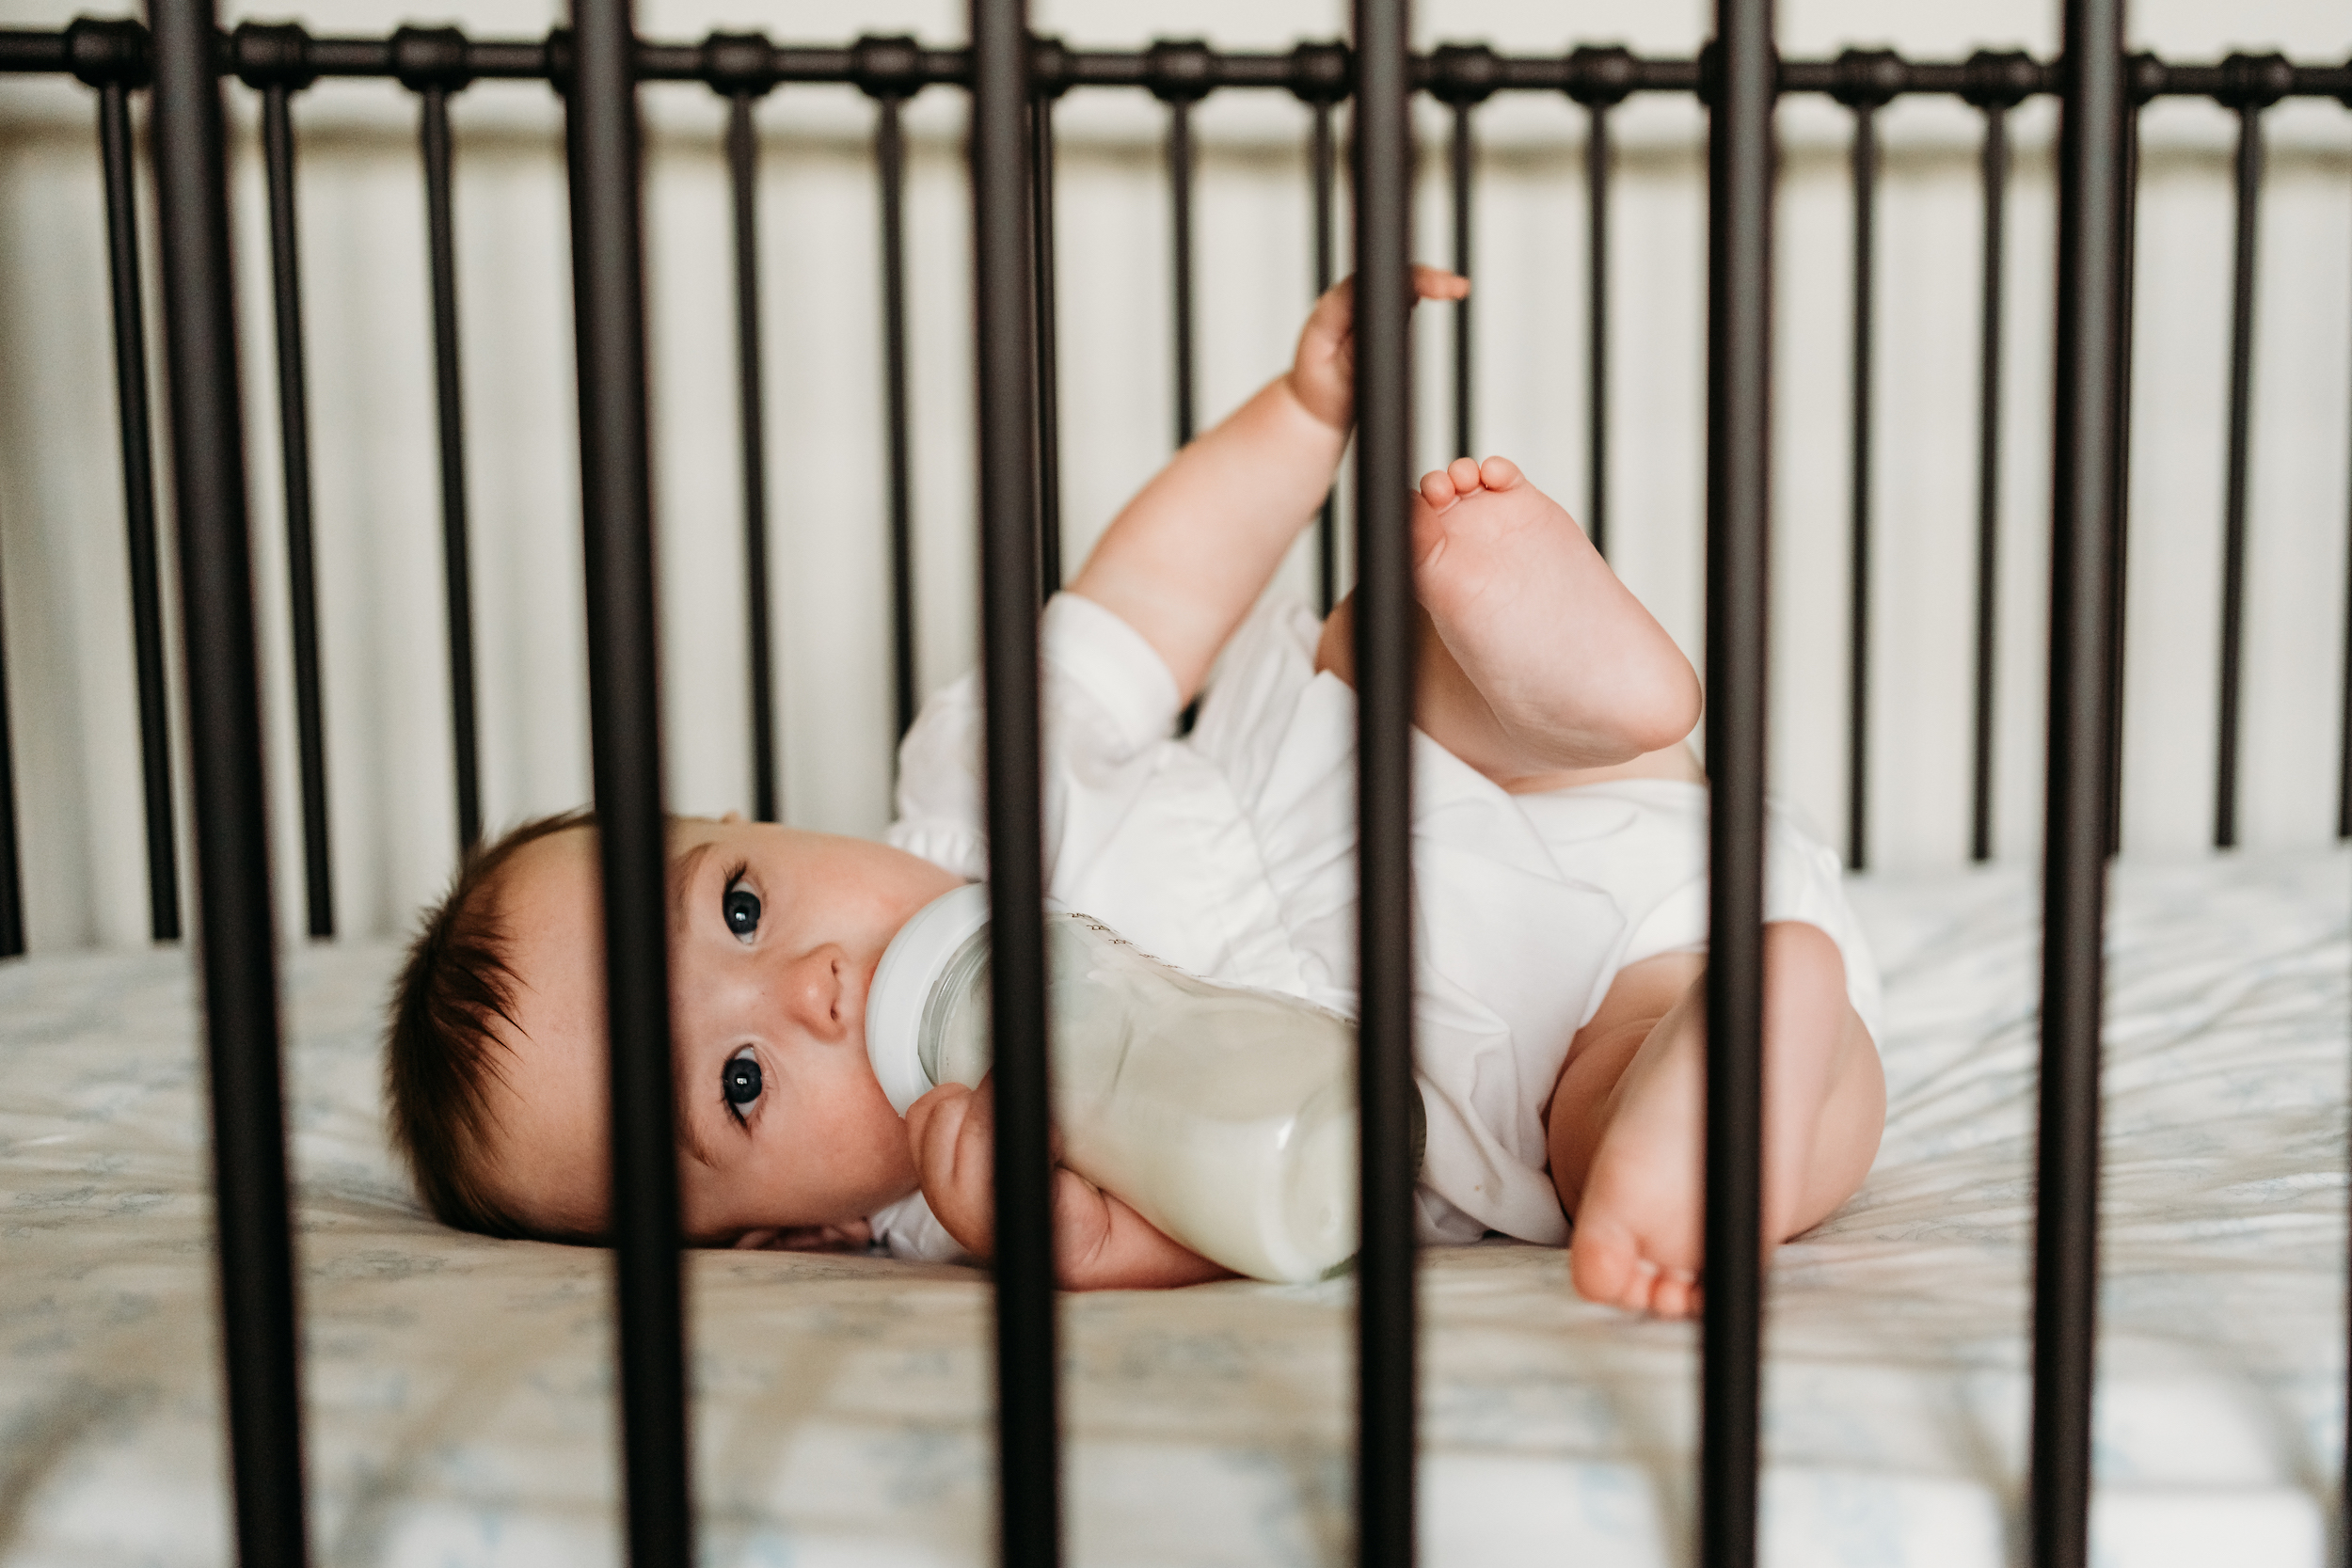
[1315, 596, 1533, 784]
[1544, 923, 1884, 1318]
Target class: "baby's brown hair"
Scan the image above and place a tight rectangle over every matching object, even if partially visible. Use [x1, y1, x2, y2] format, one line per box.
[384, 807, 595, 1238]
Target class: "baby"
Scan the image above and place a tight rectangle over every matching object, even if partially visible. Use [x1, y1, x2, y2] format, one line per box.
[386, 268, 1885, 1316]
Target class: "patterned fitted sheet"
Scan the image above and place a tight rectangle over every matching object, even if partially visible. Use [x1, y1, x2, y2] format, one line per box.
[1, 848, 2344, 1567]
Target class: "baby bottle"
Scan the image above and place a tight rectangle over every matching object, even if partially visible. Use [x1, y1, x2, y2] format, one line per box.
[866, 883, 1392, 1284]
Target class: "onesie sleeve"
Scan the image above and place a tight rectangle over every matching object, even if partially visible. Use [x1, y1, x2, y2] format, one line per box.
[866, 1191, 970, 1264]
[887, 593, 1184, 886]
[1039, 591, 1184, 751]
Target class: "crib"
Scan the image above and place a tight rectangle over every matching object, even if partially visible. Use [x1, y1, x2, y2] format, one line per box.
[0, 0, 2348, 1564]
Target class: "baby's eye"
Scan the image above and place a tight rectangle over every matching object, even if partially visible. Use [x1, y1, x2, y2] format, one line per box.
[722, 1049, 763, 1126]
[723, 875, 761, 942]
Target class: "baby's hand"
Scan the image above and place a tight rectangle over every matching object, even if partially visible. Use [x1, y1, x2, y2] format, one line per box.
[905, 1078, 1112, 1269]
[730, 1219, 874, 1252]
[1286, 265, 1470, 432]
[905, 1079, 1023, 1259]
[905, 1079, 1233, 1291]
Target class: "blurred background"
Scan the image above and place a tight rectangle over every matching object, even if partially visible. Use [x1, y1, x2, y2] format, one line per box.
[0, 0, 2346, 949]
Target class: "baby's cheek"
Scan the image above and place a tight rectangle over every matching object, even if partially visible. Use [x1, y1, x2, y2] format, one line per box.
[837, 1101, 906, 1193]
[675, 1164, 738, 1244]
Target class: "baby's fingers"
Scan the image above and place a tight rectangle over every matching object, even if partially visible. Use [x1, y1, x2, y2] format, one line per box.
[909, 1080, 992, 1191]
[1410, 263, 1470, 303]
[1299, 275, 1358, 346]
[1306, 265, 1467, 342]
[908, 1082, 998, 1257]
[732, 1220, 874, 1253]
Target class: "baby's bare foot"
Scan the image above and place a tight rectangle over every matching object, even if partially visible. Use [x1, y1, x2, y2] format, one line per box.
[1566, 1008, 1708, 1318]
[1565, 924, 1882, 1320]
[1410, 456, 1693, 777]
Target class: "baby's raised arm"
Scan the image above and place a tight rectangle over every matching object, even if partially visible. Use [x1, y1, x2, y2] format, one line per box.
[1068, 267, 1468, 702]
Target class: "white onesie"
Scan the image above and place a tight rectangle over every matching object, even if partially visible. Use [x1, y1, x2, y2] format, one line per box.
[869, 592, 1876, 1262]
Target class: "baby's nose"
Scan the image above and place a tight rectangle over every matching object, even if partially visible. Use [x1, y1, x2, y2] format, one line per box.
[784, 947, 849, 1037]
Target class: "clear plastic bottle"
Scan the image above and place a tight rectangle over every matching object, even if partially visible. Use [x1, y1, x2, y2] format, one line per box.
[866, 883, 1380, 1284]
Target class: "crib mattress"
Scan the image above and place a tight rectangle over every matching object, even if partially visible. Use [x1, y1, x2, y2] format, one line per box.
[1, 849, 2344, 1568]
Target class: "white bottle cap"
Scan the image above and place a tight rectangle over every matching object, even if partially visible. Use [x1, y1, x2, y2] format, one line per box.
[866, 882, 995, 1115]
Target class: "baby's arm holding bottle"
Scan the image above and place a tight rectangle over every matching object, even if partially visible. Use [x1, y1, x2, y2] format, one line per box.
[906, 1079, 1233, 1290]
[1068, 266, 1468, 702]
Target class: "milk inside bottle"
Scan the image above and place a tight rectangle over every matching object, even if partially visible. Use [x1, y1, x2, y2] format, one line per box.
[866, 883, 1397, 1284]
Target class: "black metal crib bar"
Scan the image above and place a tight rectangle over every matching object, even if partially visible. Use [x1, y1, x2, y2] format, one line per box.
[1031, 52, 1066, 595]
[401, 29, 485, 857]
[0, 499, 17, 958]
[238, 32, 335, 936]
[1152, 40, 1206, 453]
[21, 24, 2352, 101]
[1299, 45, 1343, 612]
[2212, 55, 2296, 850]
[2036, 3, 2127, 1565]
[700, 33, 778, 821]
[0, 570, 16, 958]
[1349, 5, 1418, 1564]
[564, 0, 693, 1564]
[12, 24, 2352, 105]
[1701, 4, 1774, 1561]
[1434, 48, 1485, 462]
[969, 5, 1061, 1565]
[1570, 52, 1629, 562]
[85, 24, 183, 942]
[1838, 55, 1892, 873]
[2104, 71, 2143, 861]
[1966, 58, 2032, 864]
[863, 55, 920, 744]
[142, 3, 308, 1568]
[720, 72, 777, 820]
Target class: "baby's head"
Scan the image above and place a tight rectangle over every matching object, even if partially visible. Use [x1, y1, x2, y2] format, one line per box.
[385, 810, 961, 1246]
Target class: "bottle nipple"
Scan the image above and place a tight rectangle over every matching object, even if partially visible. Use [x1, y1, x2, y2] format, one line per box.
[866, 883, 995, 1114]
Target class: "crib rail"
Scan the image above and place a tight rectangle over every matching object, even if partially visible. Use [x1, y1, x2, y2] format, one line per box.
[6, 22, 2350, 938]
[2, 19, 2348, 931]
[5, 6, 2352, 1568]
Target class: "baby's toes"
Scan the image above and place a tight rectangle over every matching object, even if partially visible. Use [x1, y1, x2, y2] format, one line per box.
[1647, 1268, 1700, 1321]
[1476, 455, 1524, 493]
[1568, 1214, 1649, 1311]
[1408, 486, 1453, 569]
[1417, 467, 1461, 511]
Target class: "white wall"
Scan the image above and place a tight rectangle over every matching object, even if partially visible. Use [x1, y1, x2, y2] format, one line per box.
[0, 0, 2345, 950]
